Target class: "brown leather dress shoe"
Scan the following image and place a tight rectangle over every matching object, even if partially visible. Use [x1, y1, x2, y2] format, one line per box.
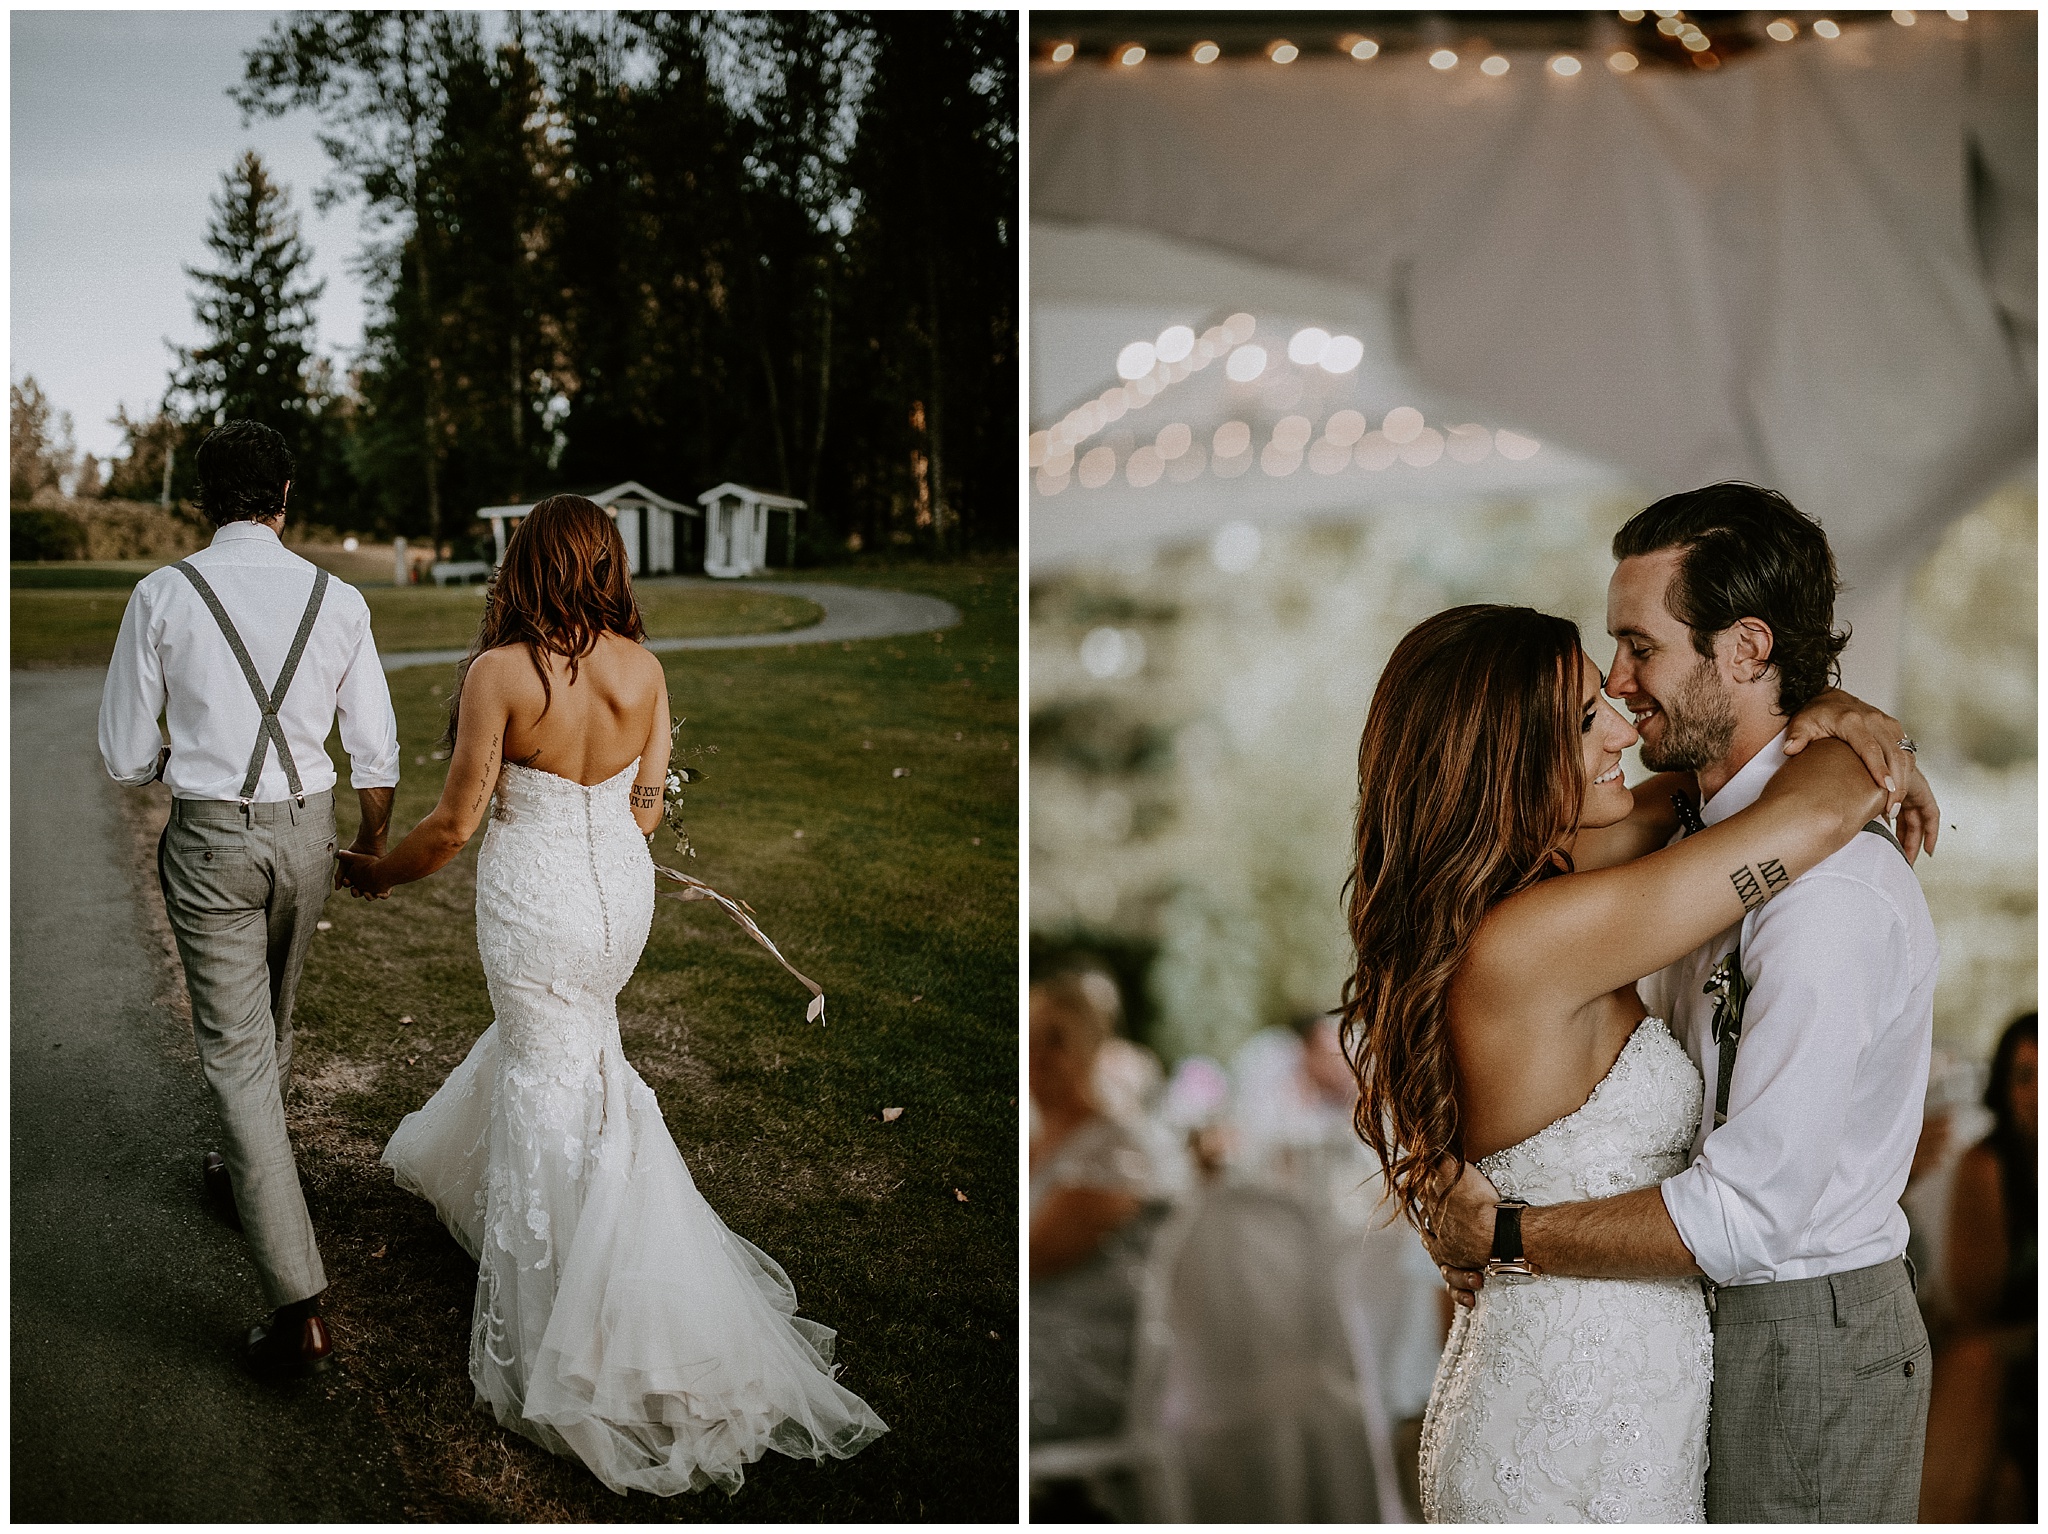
[202, 1150, 243, 1231]
[246, 1313, 333, 1379]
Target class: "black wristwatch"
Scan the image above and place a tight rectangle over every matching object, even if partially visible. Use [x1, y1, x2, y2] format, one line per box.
[1484, 1196, 1540, 1279]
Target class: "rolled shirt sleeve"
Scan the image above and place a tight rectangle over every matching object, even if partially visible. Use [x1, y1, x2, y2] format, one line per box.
[1660, 871, 1911, 1284]
[333, 598, 401, 790]
[98, 578, 170, 786]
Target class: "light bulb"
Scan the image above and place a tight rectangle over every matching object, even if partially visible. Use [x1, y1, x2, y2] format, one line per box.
[1050, 42, 1075, 63]
[1551, 54, 1583, 74]
[1608, 50, 1640, 71]
[1481, 55, 1509, 75]
[1429, 49, 1459, 69]
[1119, 44, 1146, 66]
[1192, 41, 1220, 63]
[1766, 19, 1796, 39]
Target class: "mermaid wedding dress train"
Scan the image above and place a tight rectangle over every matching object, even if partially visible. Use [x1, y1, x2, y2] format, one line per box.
[1419, 1017, 1712, 1522]
[382, 760, 887, 1496]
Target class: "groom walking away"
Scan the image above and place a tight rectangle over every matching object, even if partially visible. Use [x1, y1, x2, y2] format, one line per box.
[98, 421, 399, 1377]
[1434, 483, 1938, 1522]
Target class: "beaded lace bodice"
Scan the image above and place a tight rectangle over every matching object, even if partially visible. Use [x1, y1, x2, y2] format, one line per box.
[1420, 1018, 1713, 1523]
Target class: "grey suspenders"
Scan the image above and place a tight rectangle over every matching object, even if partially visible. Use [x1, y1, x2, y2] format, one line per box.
[1703, 818, 1913, 1127]
[172, 561, 330, 804]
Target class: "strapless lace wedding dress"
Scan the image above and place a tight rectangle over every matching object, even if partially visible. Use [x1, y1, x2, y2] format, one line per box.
[1420, 1017, 1711, 1523]
[382, 760, 887, 1496]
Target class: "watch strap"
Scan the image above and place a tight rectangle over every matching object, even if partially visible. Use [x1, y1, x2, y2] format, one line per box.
[1489, 1198, 1527, 1265]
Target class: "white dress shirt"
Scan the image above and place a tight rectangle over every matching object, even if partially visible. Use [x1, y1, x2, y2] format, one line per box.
[1653, 729, 1938, 1286]
[99, 521, 401, 801]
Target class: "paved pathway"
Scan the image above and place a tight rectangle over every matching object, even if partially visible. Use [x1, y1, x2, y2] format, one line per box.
[10, 670, 407, 1520]
[383, 577, 960, 672]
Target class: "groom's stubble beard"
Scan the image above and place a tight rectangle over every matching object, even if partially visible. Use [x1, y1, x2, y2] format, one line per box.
[1638, 654, 1739, 773]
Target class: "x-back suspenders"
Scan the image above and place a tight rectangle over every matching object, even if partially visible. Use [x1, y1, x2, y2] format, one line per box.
[172, 561, 329, 805]
[1697, 813, 1912, 1128]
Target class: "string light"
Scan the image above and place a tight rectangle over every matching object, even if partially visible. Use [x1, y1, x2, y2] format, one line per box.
[1050, 42, 1075, 63]
[1481, 55, 1510, 75]
[1608, 50, 1640, 71]
[1155, 422, 1192, 459]
[1947, 8, 1969, 17]
[1116, 341, 1157, 380]
[1224, 344, 1267, 383]
[1319, 335, 1364, 373]
[1346, 36, 1381, 60]
[1551, 54, 1583, 74]
[1118, 44, 1146, 66]
[1618, 8, 1646, 19]
[1813, 19, 1841, 37]
[1286, 327, 1331, 365]
[1192, 40, 1220, 63]
[1891, 9, 1916, 24]
[1656, 16, 1684, 35]
[1682, 32, 1711, 52]
[1213, 421, 1251, 458]
[1429, 49, 1459, 69]
[1268, 40, 1298, 63]
[1766, 19, 1797, 40]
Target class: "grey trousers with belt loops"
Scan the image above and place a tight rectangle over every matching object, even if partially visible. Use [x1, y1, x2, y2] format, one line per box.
[156, 791, 335, 1309]
[1705, 1255, 1931, 1522]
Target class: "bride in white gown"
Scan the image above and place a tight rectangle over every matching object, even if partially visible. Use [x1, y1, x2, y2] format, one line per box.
[338, 496, 886, 1497]
[1336, 606, 1900, 1521]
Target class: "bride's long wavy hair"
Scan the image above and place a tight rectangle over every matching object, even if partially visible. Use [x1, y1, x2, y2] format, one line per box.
[445, 495, 646, 745]
[1340, 605, 1588, 1235]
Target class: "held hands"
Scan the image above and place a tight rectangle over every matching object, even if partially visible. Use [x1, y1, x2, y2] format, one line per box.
[335, 845, 393, 899]
[1781, 688, 1939, 860]
[1423, 1161, 1501, 1312]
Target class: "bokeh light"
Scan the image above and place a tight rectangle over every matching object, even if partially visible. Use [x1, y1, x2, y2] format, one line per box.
[1119, 44, 1146, 66]
[1609, 50, 1640, 72]
[1382, 405, 1425, 444]
[1213, 420, 1252, 458]
[1324, 409, 1367, 446]
[1399, 426, 1445, 467]
[1481, 55, 1510, 76]
[1268, 41, 1299, 64]
[1308, 439, 1351, 475]
[1320, 334, 1364, 373]
[1156, 422, 1192, 459]
[1349, 37, 1380, 60]
[1429, 49, 1459, 70]
[1077, 445, 1117, 488]
[1446, 423, 1494, 463]
[1286, 327, 1331, 366]
[1193, 41, 1221, 64]
[1225, 344, 1269, 382]
[1127, 445, 1165, 487]
[1814, 19, 1842, 37]
[1155, 325, 1195, 363]
[1117, 340, 1157, 380]
[1221, 312, 1257, 345]
[1271, 414, 1312, 452]
[1049, 42, 1075, 63]
[1354, 431, 1398, 470]
[1767, 19, 1797, 40]
[1552, 54, 1583, 75]
[1260, 442, 1302, 477]
[1210, 521, 1261, 573]
[1495, 428, 1542, 460]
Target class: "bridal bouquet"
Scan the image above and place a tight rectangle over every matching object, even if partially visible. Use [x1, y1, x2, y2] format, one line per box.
[651, 716, 826, 1026]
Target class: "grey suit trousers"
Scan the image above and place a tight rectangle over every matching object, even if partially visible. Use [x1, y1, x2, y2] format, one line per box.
[1705, 1257, 1930, 1522]
[157, 792, 335, 1308]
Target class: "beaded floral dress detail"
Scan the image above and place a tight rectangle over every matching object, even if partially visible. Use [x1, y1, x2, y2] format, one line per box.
[1420, 1018, 1711, 1523]
[381, 760, 886, 1496]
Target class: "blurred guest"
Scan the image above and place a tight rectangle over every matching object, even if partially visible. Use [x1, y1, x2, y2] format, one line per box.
[1029, 973, 1166, 1469]
[1230, 1012, 1358, 1171]
[1920, 1011, 2036, 1522]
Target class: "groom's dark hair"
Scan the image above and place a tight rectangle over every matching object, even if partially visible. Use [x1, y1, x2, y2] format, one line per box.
[194, 421, 294, 527]
[1613, 481, 1848, 715]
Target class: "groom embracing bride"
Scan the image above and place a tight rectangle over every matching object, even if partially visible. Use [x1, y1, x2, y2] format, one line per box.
[1344, 483, 1939, 1522]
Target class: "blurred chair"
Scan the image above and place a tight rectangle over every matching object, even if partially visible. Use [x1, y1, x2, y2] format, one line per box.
[1030, 1180, 1407, 1521]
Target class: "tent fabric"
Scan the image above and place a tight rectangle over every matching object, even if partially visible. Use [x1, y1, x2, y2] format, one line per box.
[1031, 17, 2034, 587]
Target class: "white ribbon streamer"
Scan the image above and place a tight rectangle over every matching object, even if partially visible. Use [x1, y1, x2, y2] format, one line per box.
[653, 862, 826, 1024]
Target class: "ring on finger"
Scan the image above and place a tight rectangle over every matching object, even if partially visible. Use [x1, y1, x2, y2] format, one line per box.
[1897, 736, 1917, 753]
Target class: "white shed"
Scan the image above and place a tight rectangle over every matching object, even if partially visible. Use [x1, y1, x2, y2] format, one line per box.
[696, 482, 806, 578]
[479, 481, 698, 576]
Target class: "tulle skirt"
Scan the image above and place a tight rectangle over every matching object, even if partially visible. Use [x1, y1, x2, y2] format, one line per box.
[382, 1021, 889, 1496]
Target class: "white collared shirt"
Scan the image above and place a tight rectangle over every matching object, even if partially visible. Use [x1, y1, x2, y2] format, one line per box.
[1652, 728, 1938, 1286]
[98, 521, 401, 802]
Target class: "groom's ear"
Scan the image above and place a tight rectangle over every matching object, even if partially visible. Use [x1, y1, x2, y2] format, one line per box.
[1727, 617, 1776, 684]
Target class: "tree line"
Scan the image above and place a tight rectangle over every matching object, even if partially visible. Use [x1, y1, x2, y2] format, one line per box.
[56, 11, 1017, 562]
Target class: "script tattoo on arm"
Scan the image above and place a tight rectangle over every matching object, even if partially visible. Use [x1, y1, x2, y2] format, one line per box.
[1729, 864, 1768, 912]
[470, 734, 500, 818]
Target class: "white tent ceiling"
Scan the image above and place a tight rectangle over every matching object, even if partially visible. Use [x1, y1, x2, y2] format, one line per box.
[1030, 13, 2035, 598]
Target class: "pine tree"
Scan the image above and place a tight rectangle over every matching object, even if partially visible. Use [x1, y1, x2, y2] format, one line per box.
[168, 151, 325, 457]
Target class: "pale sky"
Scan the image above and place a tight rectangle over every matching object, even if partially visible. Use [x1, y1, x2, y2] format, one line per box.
[12, 10, 371, 462]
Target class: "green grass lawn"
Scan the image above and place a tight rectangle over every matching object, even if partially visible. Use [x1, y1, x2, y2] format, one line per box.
[282, 560, 1017, 1520]
[9, 565, 820, 669]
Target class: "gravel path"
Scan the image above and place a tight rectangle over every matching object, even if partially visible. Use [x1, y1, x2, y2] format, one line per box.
[10, 670, 407, 1520]
[381, 578, 961, 672]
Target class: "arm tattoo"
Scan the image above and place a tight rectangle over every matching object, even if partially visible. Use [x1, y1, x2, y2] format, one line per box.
[1729, 864, 1768, 911]
[1760, 857, 1789, 894]
[469, 735, 499, 817]
[630, 784, 660, 809]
